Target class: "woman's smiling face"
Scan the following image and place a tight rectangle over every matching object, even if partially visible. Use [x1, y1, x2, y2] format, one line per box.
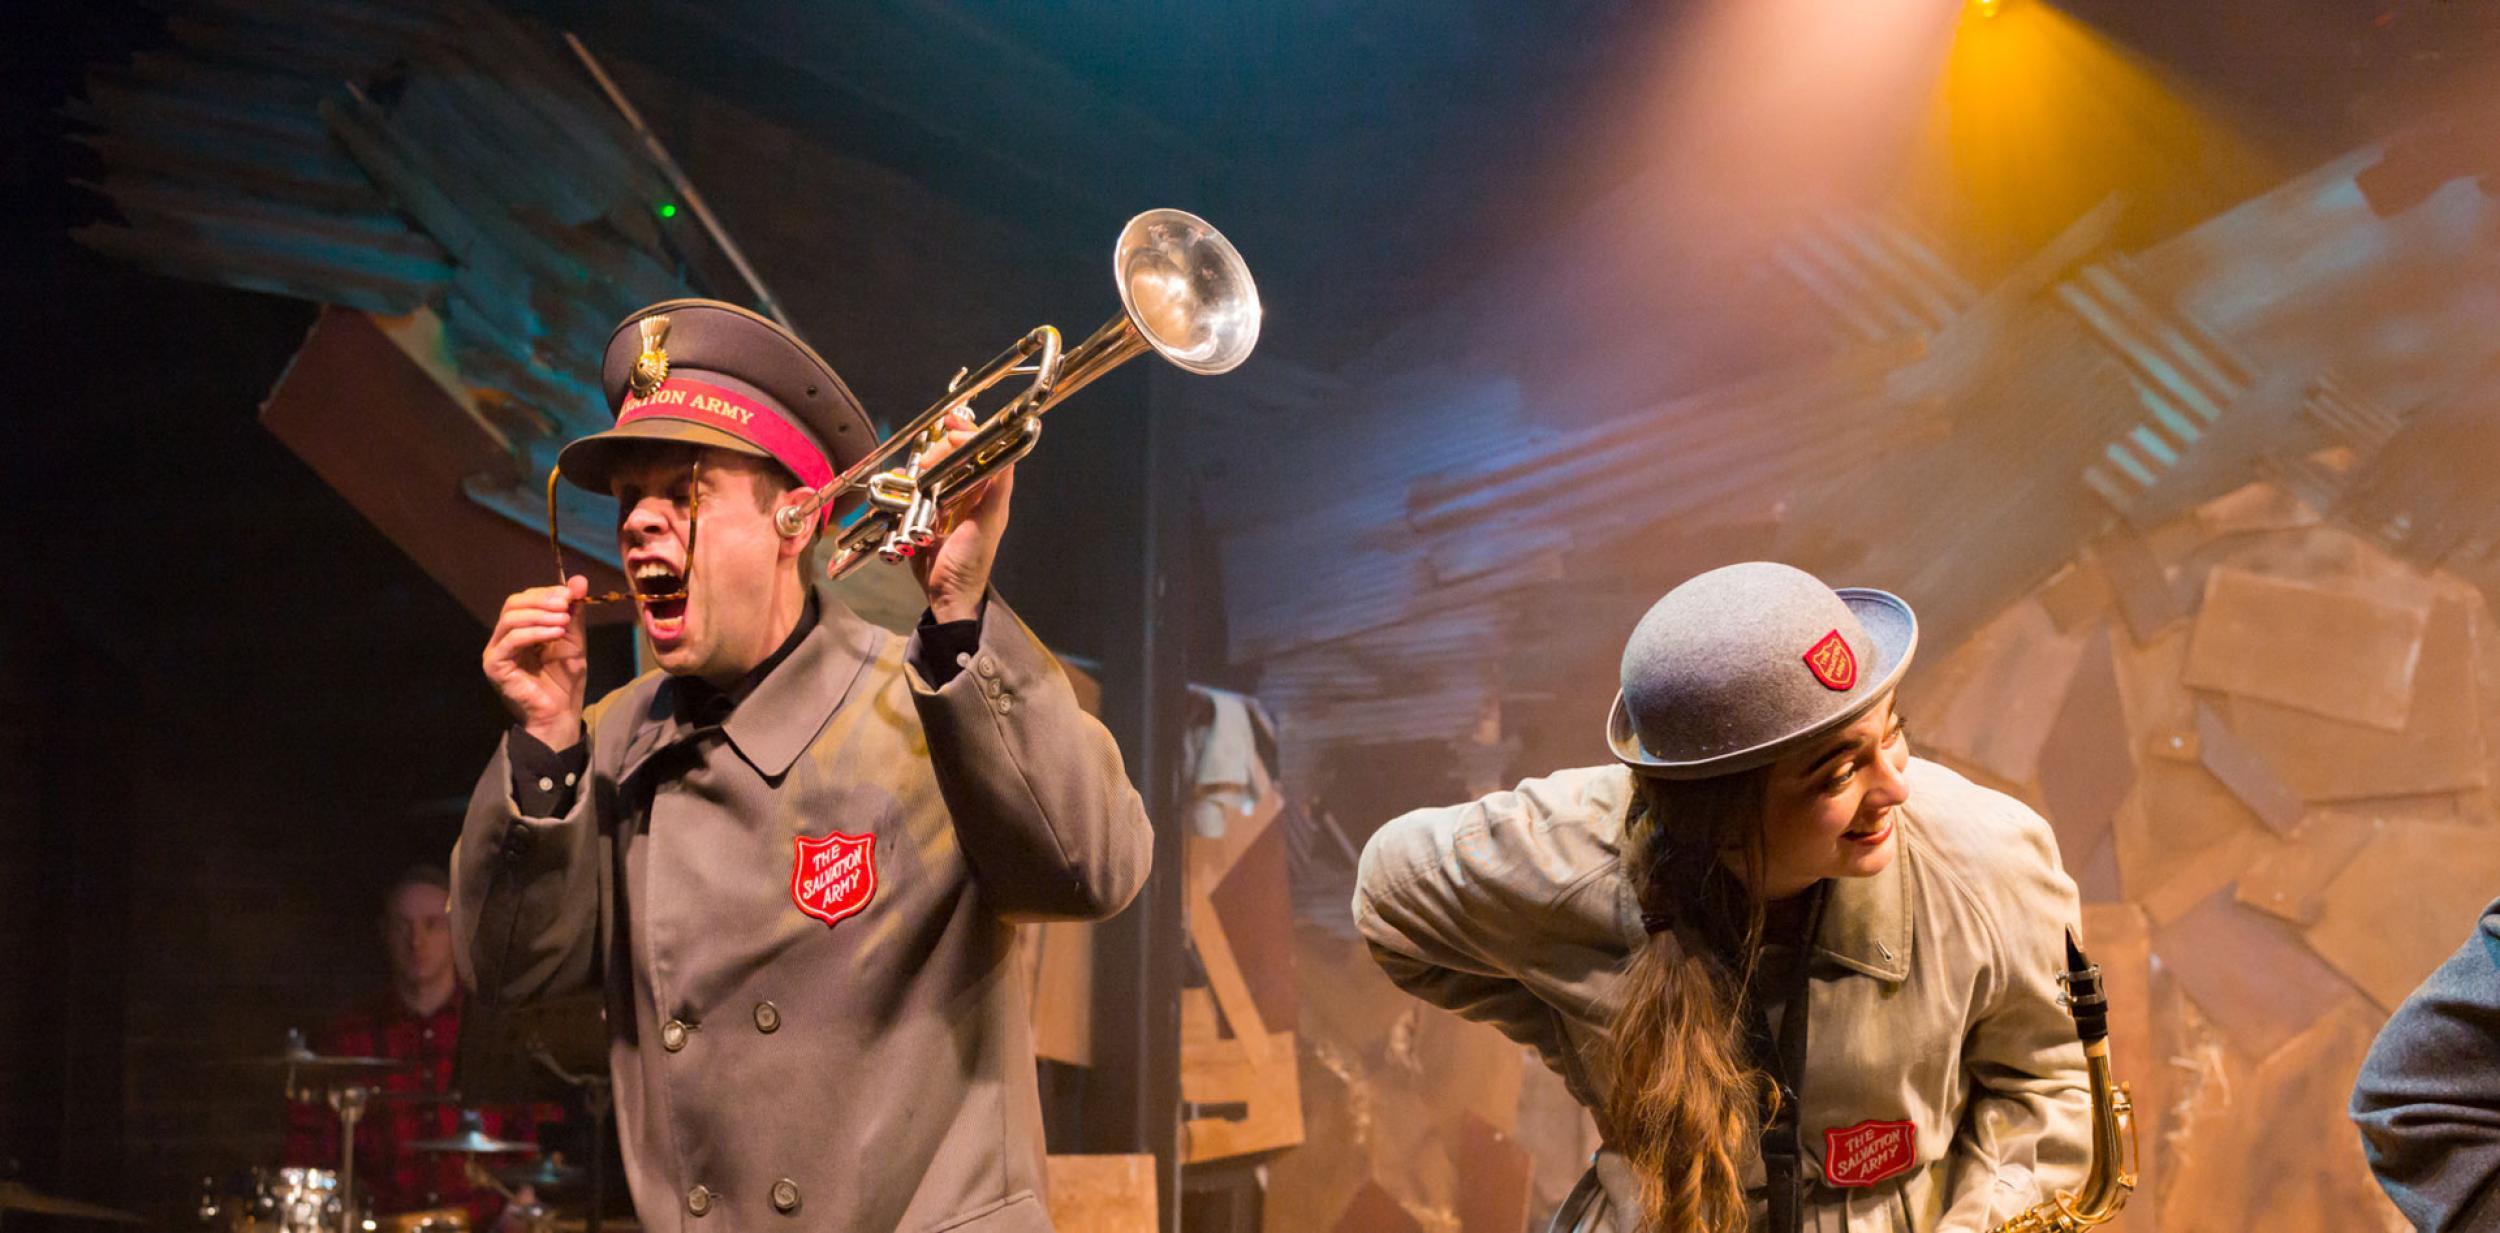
[1736, 693, 1913, 900]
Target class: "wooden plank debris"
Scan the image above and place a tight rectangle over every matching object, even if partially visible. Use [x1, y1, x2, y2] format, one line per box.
[2226, 596, 2489, 801]
[2151, 887, 2363, 1064]
[74, 0, 702, 573]
[2233, 806, 2389, 926]
[2193, 705, 2305, 835]
[1451, 1114, 1535, 1233]
[2305, 820, 2500, 1013]
[1183, 1029, 1305, 1164]
[1189, 889, 1269, 1072]
[1044, 1155, 1157, 1233]
[1918, 599, 2087, 788]
[2182, 566, 2428, 731]
[2093, 529, 2186, 644]
[2037, 627, 2136, 866]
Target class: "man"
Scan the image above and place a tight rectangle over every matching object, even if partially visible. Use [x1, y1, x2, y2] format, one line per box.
[2351, 896, 2500, 1231]
[454, 299, 1152, 1232]
[285, 865, 555, 1229]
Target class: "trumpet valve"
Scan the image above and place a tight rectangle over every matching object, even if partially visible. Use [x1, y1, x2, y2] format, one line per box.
[901, 492, 942, 548]
[867, 470, 920, 514]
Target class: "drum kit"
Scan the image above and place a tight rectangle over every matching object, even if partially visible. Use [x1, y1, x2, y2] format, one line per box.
[0, 1180, 148, 1230]
[0, 1051, 617, 1233]
[176, 1029, 626, 1233]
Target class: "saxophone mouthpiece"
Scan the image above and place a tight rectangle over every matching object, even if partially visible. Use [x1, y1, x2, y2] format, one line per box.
[2064, 927, 2110, 1047]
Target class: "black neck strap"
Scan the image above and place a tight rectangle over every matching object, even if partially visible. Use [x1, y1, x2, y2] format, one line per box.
[1752, 880, 1829, 1233]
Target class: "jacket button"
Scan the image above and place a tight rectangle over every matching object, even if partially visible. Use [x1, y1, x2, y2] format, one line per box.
[770, 1179, 800, 1214]
[976, 655, 1000, 678]
[686, 1185, 714, 1217]
[661, 1019, 689, 1052]
[995, 695, 1014, 715]
[753, 1001, 780, 1034]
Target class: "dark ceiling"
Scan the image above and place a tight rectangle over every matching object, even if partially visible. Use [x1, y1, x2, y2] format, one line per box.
[515, 0, 2500, 370]
[514, 0, 1661, 368]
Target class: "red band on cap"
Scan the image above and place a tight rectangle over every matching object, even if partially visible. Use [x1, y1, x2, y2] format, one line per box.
[619, 378, 836, 492]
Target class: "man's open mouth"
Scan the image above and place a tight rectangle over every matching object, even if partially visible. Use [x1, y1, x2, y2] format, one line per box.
[633, 562, 689, 627]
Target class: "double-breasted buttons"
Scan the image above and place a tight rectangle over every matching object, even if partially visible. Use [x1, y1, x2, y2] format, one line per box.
[753, 1001, 780, 1034]
[770, 1179, 801, 1214]
[661, 1019, 690, 1052]
[974, 655, 1016, 714]
[686, 1185, 714, 1217]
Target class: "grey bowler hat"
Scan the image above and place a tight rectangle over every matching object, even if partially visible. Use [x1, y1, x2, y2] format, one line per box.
[1605, 562, 1918, 778]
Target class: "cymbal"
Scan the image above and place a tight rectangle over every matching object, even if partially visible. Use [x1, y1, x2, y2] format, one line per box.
[0, 1181, 145, 1225]
[411, 1111, 537, 1156]
[412, 1128, 538, 1154]
[495, 1158, 585, 1191]
[232, 1029, 416, 1074]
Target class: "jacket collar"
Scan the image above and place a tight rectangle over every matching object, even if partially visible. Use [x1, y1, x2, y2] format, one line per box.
[724, 601, 883, 777]
[618, 599, 887, 784]
[1813, 819, 1914, 981]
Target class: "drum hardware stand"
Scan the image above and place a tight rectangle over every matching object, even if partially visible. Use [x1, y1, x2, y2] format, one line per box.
[320, 1083, 373, 1233]
[277, 1027, 387, 1233]
[529, 1044, 612, 1233]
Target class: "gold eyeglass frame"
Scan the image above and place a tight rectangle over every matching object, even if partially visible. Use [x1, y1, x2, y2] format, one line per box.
[544, 457, 700, 606]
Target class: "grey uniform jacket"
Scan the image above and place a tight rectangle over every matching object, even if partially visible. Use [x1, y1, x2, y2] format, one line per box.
[2351, 896, 2500, 1232]
[451, 596, 1151, 1233]
[1354, 757, 2090, 1233]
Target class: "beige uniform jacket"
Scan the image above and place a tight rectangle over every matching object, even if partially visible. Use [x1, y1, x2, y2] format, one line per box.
[1354, 757, 2089, 1233]
[452, 596, 1150, 1233]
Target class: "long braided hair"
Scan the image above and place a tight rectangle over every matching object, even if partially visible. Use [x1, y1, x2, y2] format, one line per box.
[1603, 766, 1781, 1233]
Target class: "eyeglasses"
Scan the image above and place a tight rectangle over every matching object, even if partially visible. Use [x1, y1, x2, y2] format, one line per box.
[544, 457, 701, 606]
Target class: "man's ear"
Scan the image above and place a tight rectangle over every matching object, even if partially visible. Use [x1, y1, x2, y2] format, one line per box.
[775, 488, 818, 558]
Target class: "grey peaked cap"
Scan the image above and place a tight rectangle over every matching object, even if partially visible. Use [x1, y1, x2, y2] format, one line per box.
[560, 298, 877, 499]
[1605, 562, 1918, 778]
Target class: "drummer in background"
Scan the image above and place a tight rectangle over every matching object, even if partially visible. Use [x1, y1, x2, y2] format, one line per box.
[284, 864, 559, 1229]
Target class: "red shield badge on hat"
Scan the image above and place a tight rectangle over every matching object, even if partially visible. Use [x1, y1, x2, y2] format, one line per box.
[1804, 630, 1858, 692]
[791, 831, 877, 929]
[1823, 1119, 1916, 1188]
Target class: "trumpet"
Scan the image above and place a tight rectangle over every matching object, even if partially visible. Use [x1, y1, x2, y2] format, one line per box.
[1991, 930, 2138, 1233]
[775, 208, 1261, 576]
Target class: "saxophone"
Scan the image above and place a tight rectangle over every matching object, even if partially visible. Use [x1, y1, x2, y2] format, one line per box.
[1992, 929, 2139, 1232]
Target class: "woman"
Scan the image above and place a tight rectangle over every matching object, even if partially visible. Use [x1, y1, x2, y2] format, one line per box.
[1355, 563, 2089, 1233]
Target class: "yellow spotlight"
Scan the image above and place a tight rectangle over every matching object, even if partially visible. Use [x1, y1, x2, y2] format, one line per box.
[1972, 0, 2004, 15]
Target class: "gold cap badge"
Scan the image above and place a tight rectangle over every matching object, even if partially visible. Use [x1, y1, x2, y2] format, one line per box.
[629, 315, 672, 397]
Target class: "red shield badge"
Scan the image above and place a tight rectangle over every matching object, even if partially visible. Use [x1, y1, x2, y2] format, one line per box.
[791, 831, 877, 929]
[1823, 1119, 1917, 1188]
[1804, 630, 1858, 692]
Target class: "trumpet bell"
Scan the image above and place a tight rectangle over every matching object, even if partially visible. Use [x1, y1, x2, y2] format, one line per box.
[1115, 208, 1261, 376]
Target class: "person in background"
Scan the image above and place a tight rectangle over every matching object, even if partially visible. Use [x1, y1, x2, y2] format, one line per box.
[285, 864, 558, 1229]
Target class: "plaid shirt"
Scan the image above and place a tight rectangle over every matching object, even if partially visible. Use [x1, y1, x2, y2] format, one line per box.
[282, 989, 561, 1226]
